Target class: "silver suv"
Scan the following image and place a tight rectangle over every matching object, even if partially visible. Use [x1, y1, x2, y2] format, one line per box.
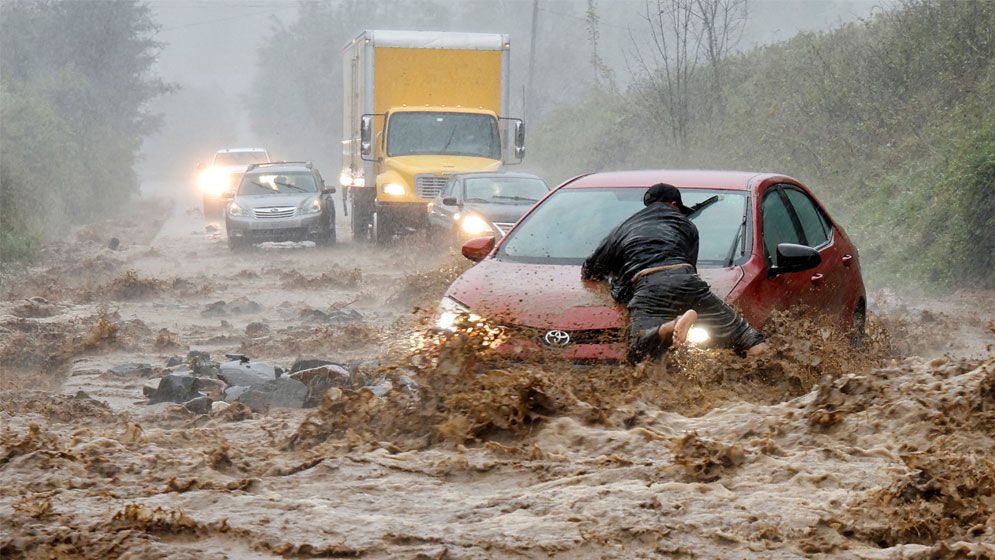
[224, 162, 336, 251]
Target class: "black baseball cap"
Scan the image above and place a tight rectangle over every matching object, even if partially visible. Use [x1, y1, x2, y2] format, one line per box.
[644, 183, 692, 214]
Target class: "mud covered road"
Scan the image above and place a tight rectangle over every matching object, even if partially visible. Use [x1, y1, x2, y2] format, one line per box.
[1, 195, 993, 559]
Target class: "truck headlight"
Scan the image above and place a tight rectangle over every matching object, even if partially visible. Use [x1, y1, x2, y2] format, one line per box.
[339, 170, 352, 187]
[199, 169, 231, 197]
[436, 296, 481, 331]
[686, 326, 710, 346]
[300, 196, 322, 214]
[460, 214, 491, 236]
[383, 182, 405, 196]
[228, 202, 247, 217]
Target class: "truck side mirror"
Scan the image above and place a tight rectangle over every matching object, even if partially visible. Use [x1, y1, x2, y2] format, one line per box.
[514, 120, 526, 159]
[360, 114, 374, 158]
[442, 197, 459, 207]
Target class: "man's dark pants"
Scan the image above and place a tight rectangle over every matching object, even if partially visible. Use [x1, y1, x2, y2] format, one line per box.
[626, 268, 764, 362]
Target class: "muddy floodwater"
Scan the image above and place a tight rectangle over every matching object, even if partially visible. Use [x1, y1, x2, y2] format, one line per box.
[1, 196, 993, 559]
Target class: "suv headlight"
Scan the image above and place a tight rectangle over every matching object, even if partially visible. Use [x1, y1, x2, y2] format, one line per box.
[460, 213, 492, 236]
[436, 296, 480, 331]
[228, 202, 248, 217]
[300, 196, 322, 214]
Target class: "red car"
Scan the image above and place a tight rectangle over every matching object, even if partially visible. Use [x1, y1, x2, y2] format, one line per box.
[438, 170, 865, 361]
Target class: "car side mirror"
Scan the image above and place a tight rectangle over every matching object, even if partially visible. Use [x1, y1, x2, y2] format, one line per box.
[461, 236, 495, 262]
[196, 162, 207, 171]
[322, 186, 336, 194]
[442, 197, 459, 207]
[221, 190, 235, 199]
[769, 243, 821, 276]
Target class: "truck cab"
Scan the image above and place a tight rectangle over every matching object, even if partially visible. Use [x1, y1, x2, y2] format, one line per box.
[341, 30, 525, 244]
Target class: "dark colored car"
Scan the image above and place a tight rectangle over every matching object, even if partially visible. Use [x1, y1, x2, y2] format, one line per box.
[438, 170, 866, 361]
[224, 162, 336, 251]
[428, 172, 549, 240]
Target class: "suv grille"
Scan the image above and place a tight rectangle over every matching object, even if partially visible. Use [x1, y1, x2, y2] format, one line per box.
[415, 175, 448, 199]
[253, 207, 296, 219]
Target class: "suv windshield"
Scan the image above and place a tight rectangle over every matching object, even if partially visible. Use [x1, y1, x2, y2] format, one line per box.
[498, 187, 749, 266]
[238, 172, 317, 195]
[464, 177, 548, 204]
[215, 151, 268, 166]
[387, 112, 500, 159]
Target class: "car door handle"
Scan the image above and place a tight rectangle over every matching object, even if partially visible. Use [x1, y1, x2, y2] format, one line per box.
[811, 273, 824, 285]
[842, 254, 853, 267]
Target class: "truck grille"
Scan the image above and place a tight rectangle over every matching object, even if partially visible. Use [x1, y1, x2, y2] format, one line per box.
[253, 207, 296, 219]
[415, 175, 448, 199]
[493, 222, 516, 236]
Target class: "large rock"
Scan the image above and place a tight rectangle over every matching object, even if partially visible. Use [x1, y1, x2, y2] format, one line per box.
[201, 297, 262, 317]
[289, 358, 337, 374]
[192, 377, 226, 400]
[289, 364, 352, 407]
[218, 360, 276, 387]
[236, 378, 308, 412]
[147, 373, 196, 404]
[110, 363, 153, 377]
[223, 385, 250, 402]
[183, 394, 212, 414]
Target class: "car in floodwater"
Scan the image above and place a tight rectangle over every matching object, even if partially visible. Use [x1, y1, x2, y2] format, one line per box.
[197, 148, 271, 218]
[427, 172, 550, 241]
[437, 170, 866, 361]
[224, 161, 336, 251]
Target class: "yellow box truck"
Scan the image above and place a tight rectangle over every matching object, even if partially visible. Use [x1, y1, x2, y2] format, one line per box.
[340, 30, 525, 244]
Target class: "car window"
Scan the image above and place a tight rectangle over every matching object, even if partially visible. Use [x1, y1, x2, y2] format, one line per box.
[238, 172, 317, 195]
[782, 187, 830, 247]
[761, 188, 802, 265]
[498, 187, 748, 266]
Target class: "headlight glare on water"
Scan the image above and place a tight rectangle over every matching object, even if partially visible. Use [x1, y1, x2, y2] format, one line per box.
[686, 326, 711, 346]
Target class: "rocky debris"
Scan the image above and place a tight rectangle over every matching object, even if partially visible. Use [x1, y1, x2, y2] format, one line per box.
[223, 386, 249, 402]
[299, 307, 364, 324]
[396, 374, 420, 398]
[183, 395, 212, 414]
[365, 379, 393, 398]
[192, 377, 226, 400]
[147, 373, 197, 405]
[108, 237, 120, 250]
[201, 297, 262, 317]
[141, 380, 159, 398]
[187, 350, 211, 362]
[237, 378, 308, 412]
[288, 364, 353, 407]
[245, 322, 271, 337]
[165, 355, 184, 367]
[109, 363, 153, 377]
[211, 401, 230, 413]
[218, 360, 276, 387]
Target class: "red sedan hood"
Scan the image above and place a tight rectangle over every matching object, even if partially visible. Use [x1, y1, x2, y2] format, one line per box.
[446, 259, 744, 330]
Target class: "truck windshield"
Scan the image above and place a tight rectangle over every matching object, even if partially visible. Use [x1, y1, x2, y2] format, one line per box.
[387, 112, 500, 159]
[497, 187, 749, 266]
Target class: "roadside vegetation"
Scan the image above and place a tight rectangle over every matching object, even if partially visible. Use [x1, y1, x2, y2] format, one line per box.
[531, 0, 995, 289]
[0, 0, 169, 264]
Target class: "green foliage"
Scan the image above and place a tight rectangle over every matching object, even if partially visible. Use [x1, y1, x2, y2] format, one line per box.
[531, 0, 995, 289]
[0, 0, 169, 264]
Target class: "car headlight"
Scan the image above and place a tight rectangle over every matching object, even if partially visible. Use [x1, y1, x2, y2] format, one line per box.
[382, 182, 406, 196]
[199, 169, 232, 197]
[436, 296, 481, 331]
[228, 202, 247, 217]
[460, 214, 492, 236]
[686, 326, 711, 346]
[300, 196, 322, 214]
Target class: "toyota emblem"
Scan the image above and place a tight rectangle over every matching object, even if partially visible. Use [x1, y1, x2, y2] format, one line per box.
[543, 330, 571, 347]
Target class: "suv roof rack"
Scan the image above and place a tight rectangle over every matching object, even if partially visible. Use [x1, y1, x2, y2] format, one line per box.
[246, 161, 313, 171]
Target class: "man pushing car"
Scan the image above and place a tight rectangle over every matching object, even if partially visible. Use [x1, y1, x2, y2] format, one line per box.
[582, 183, 770, 362]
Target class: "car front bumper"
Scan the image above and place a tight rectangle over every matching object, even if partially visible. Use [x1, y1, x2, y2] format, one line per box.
[227, 213, 325, 241]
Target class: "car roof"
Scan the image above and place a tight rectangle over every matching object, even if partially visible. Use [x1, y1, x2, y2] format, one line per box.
[564, 169, 782, 191]
[451, 171, 545, 181]
[245, 161, 314, 172]
[216, 148, 267, 153]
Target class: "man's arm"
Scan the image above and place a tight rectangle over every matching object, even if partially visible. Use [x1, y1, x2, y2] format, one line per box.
[582, 232, 618, 281]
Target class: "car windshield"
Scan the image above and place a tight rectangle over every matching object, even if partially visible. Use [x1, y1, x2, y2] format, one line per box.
[498, 187, 749, 267]
[387, 112, 500, 159]
[215, 151, 268, 166]
[464, 177, 549, 204]
[238, 172, 317, 195]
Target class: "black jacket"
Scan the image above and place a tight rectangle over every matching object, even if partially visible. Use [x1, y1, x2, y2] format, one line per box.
[581, 203, 699, 304]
